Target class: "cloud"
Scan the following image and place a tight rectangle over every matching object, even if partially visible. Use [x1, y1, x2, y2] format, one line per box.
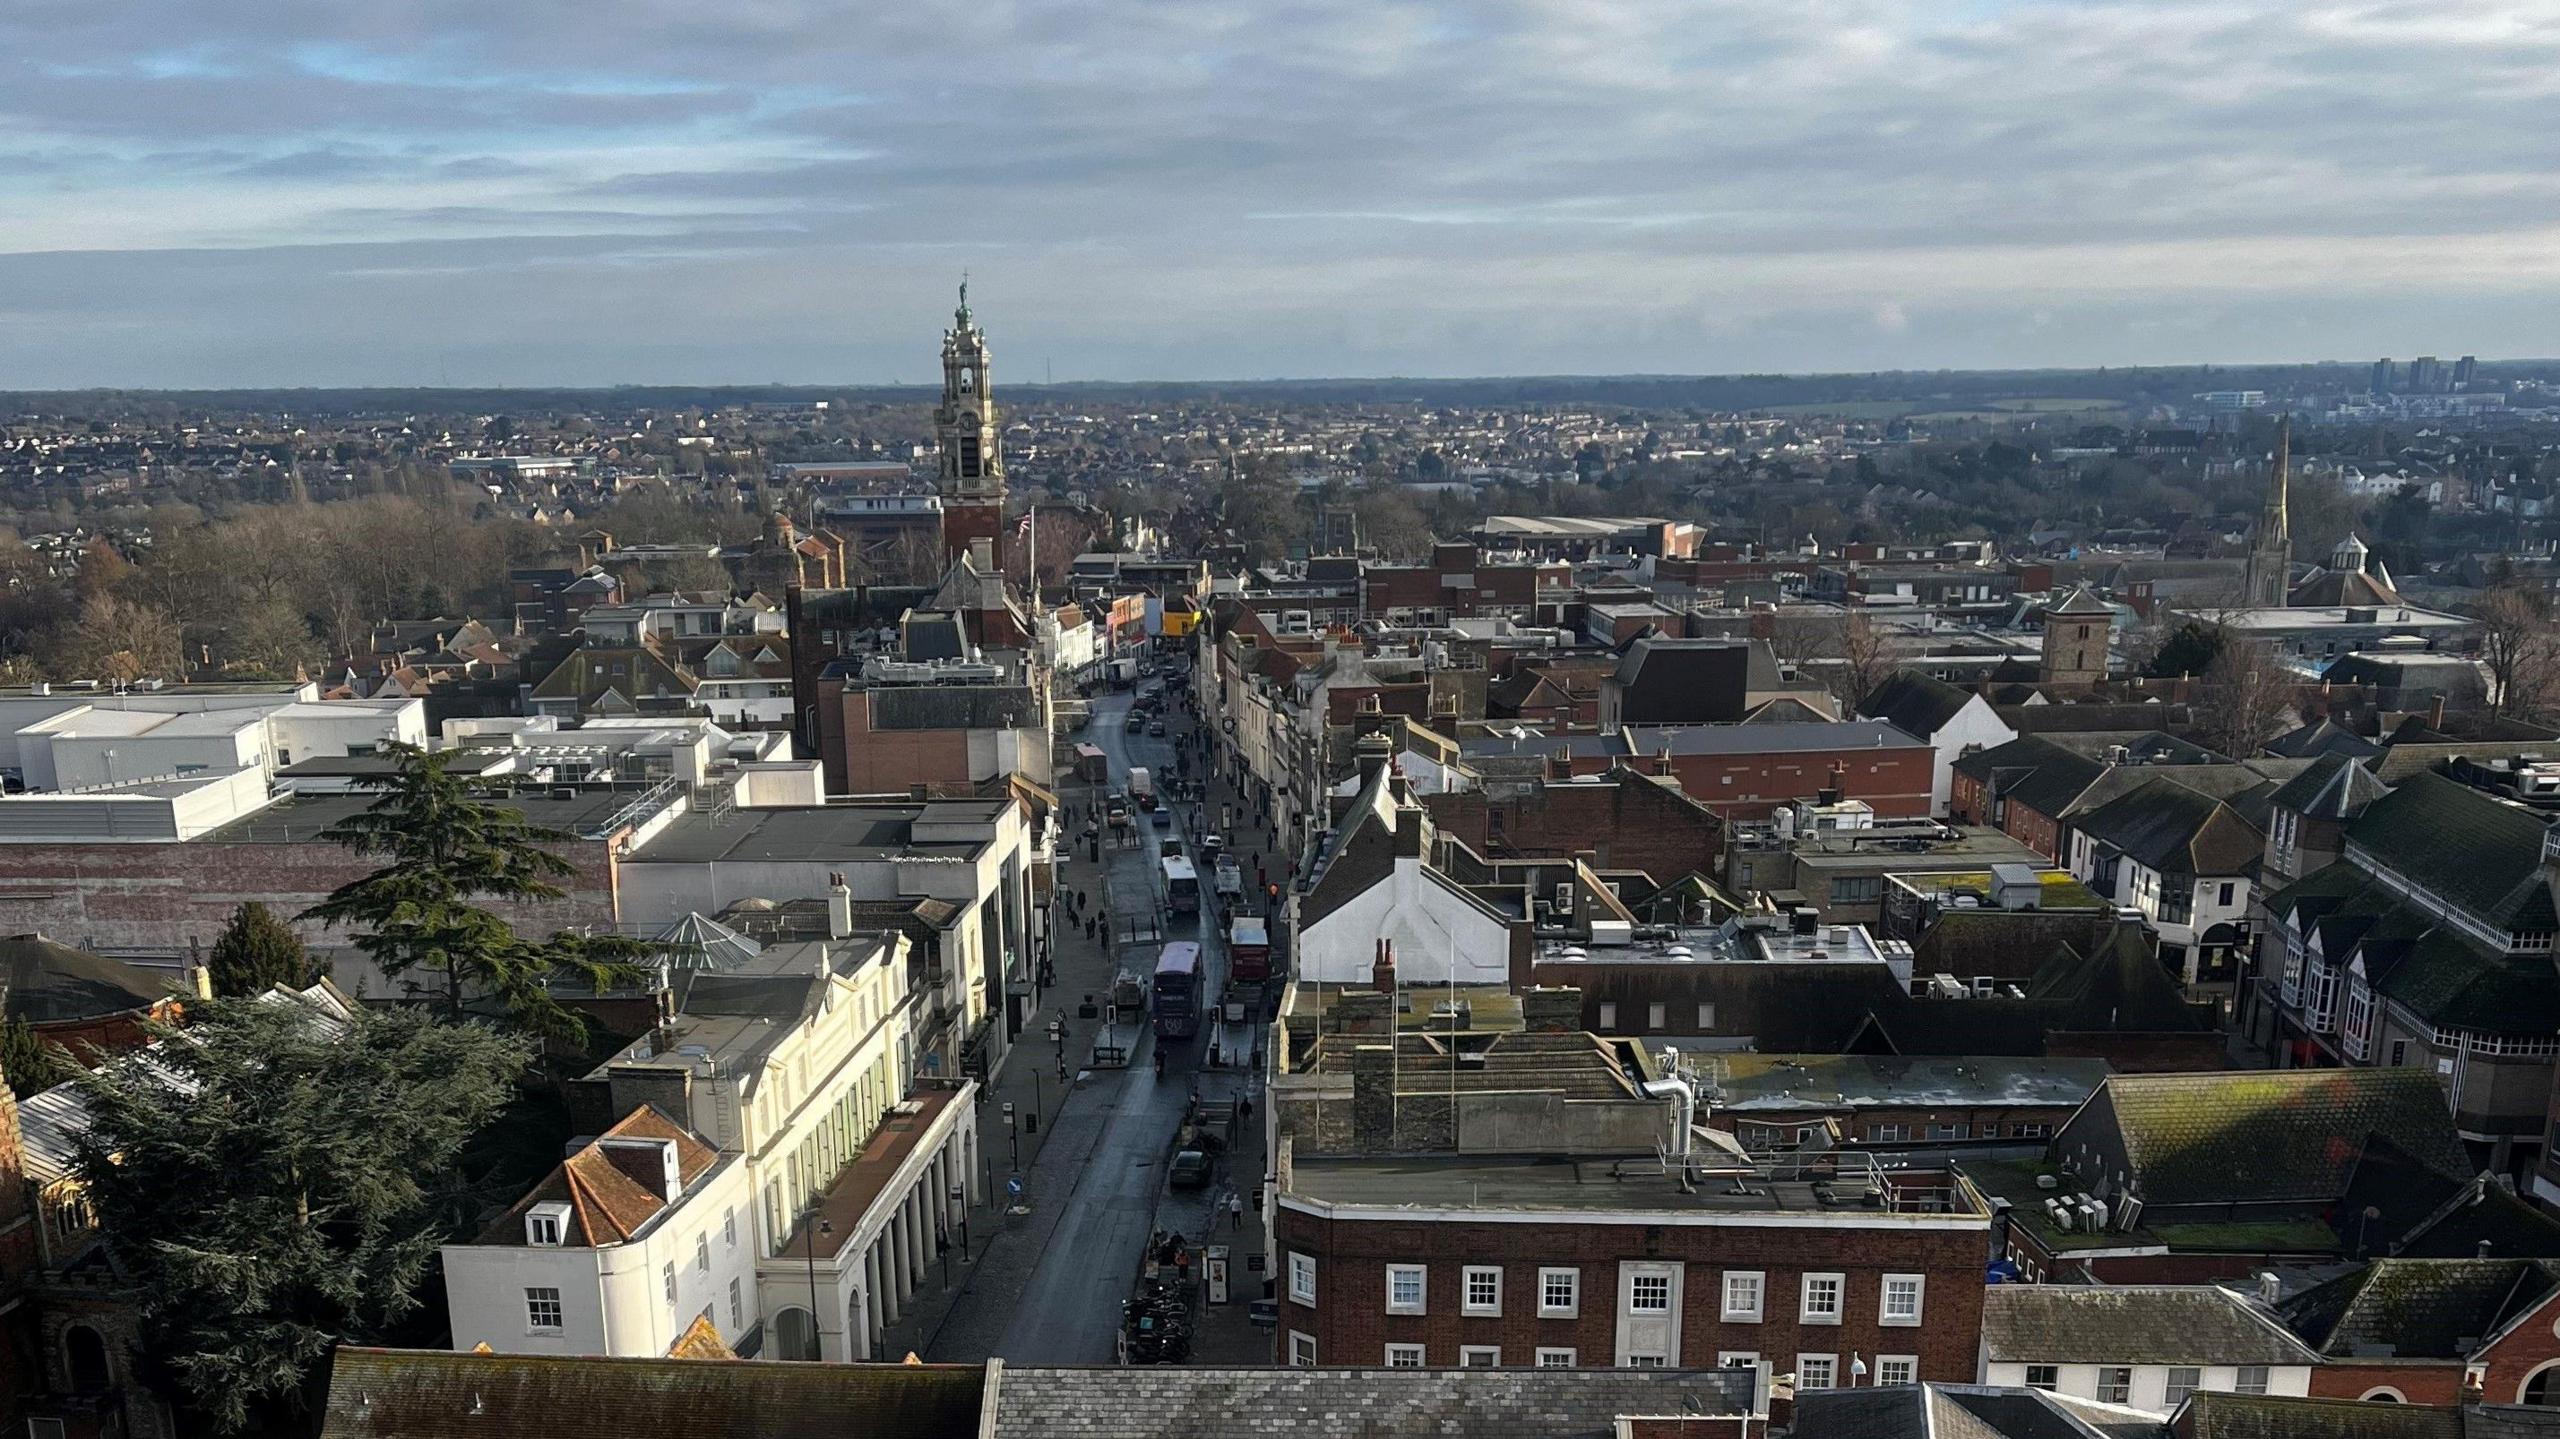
[3, 0, 2560, 384]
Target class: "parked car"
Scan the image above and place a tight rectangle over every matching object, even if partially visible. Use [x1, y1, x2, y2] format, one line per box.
[1169, 1149, 1212, 1189]
[1148, 719, 1166, 737]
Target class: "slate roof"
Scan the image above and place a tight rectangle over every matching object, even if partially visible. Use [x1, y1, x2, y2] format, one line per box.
[2176, 1392, 2465, 1439]
[2086, 1068, 2474, 1207]
[0, 933, 175, 1023]
[320, 1348, 987, 1439]
[1796, 1384, 2163, 1439]
[2071, 778, 2262, 878]
[2266, 717, 2385, 761]
[1862, 671, 1977, 739]
[1982, 1285, 2319, 1365]
[988, 1365, 1758, 1438]
[2280, 1259, 2560, 1359]
[2266, 752, 2390, 820]
[1956, 734, 2111, 819]
[2343, 772, 2555, 931]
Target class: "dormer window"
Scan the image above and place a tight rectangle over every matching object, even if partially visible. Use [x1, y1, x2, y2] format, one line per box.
[526, 1200, 573, 1247]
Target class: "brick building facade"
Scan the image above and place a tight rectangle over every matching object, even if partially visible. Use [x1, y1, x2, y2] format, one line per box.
[1272, 1181, 1990, 1383]
[1421, 769, 1724, 885]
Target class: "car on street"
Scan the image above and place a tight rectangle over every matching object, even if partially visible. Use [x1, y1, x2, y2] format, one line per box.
[1169, 1149, 1212, 1189]
[1148, 719, 1165, 736]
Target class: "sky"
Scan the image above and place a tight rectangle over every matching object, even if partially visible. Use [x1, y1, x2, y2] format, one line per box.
[5, 1, 2560, 389]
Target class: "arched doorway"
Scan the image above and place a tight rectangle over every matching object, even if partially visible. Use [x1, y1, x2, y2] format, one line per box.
[64, 1326, 111, 1394]
[772, 1307, 818, 1362]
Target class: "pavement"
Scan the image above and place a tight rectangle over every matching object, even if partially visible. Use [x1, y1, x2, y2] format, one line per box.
[876, 661, 1275, 1366]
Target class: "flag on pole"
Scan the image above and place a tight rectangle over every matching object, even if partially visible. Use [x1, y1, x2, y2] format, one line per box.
[1015, 508, 1036, 537]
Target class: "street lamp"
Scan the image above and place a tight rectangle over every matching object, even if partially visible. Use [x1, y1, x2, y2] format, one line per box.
[800, 1202, 833, 1362]
[1004, 1100, 1019, 1169]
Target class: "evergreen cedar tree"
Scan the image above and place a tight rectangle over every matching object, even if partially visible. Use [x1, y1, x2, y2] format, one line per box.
[69, 999, 530, 1435]
[206, 900, 318, 997]
[298, 742, 650, 1044]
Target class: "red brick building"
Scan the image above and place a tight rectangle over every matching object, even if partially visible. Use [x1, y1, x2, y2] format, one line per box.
[1362, 543, 1569, 622]
[1501, 723, 1935, 822]
[1421, 768, 1724, 886]
[1273, 1156, 1991, 1382]
[2281, 1258, 2560, 1405]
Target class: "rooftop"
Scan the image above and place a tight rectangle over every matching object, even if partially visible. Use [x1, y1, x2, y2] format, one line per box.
[201, 786, 660, 843]
[630, 800, 1006, 866]
[1707, 1053, 2110, 1114]
[1285, 1151, 1988, 1221]
[990, 1365, 1758, 1439]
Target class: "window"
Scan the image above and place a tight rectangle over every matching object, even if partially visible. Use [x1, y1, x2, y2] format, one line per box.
[526, 1287, 564, 1332]
[2009, 1123, 2050, 1139]
[1927, 1122, 1969, 1140]
[662, 1261, 678, 1306]
[1698, 1002, 1716, 1030]
[2235, 1366, 2269, 1396]
[1539, 1267, 1579, 1317]
[1289, 1252, 1317, 1306]
[1598, 1002, 1618, 1028]
[1288, 1331, 1317, 1367]
[724, 1207, 737, 1248]
[1385, 1344, 1425, 1368]
[2024, 1365, 2059, 1392]
[696, 1234, 711, 1274]
[1721, 1271, 1765, 1322]
[728, 1278, 743, 1329]
[1387, 1264, 1427, 1314]
[1877, 1355, 1918, 1386]
[2166, 1367, 2202, 1407]
[1869, 1123, 1907, 1143]
[1463, 1266, 1502, 1316]
[2096, 1367, 2134, 1405]
[1800, 1273, 1844, 1324]
[1797, 1354, 1838, 1391]
[1630, 1273, 1672, 1313]
[1829, 875, 1883, 905]
[2390, 1040, 2408, 1067]
[1718, 1351, 1761, 1369]
[1536, 1347, 1577, 1368]
[1459, 1346, 1500, 1368]
[2219, 882, 2236, 907]
[1626, 1354, 1667, 1368]
[1880, 1274, 1923, 1326]
[1646, 1002, 1667, 1030]
[527, 1213, 562, 1246]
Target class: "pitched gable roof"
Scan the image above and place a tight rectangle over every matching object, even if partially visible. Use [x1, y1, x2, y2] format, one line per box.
[2281, 1259, 2560, 1359]
[1862, 671, 1976, 738]
[480, 1106, 721, 1248]
[2343, 772, 2555, 931]
[1983, 1285, 2318, 1366]
[2072, 779, 2262, 877]
[2088, 1069, 2474, 1207]
[2267, 752, 2390, 820]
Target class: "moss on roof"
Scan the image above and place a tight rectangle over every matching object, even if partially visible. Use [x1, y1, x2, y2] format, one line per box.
[2098, 1068, 2473, 1207]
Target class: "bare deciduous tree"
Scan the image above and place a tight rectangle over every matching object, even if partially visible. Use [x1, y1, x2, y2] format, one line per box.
[2194, 633, 2297, 759]
[2472, 584, 2560, 719]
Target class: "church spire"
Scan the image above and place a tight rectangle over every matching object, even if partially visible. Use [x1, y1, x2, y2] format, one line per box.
[2242, 415, 2293, 608]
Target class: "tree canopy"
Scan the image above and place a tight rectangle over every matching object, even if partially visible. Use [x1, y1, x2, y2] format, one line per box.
[205, 901, 320, 997]
[71, 999, 531, 1433]
[300, 743, 648, 1042]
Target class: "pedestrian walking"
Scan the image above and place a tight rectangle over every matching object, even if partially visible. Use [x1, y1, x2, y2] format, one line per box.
[1229, 1193, 1244, 1230]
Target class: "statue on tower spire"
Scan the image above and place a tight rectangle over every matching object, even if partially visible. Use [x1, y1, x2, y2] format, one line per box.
[955, 274, 971, 330]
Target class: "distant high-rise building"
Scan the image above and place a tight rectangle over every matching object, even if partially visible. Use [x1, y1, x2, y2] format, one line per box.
[2409, 355, 2444, 393]
[2455, 355, 2479, 389]
[2370, 357, 2393, 394]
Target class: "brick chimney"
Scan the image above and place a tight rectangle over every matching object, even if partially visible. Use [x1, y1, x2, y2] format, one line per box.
[1372, 939, 1398, 995]
[1351, 1043, 1397, 1150]
[1521, 986, 1584, 1032]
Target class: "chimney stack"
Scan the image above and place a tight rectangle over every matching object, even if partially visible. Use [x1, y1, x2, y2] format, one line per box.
[827, 871, 853, 941]
[1372, 939, 1398, 995]
[2430, 693, 2447, 729]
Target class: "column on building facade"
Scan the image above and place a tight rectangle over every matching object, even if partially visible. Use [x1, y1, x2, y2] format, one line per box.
[877, 1233, 901, 1322]
[863, 1240, 887, 1342]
